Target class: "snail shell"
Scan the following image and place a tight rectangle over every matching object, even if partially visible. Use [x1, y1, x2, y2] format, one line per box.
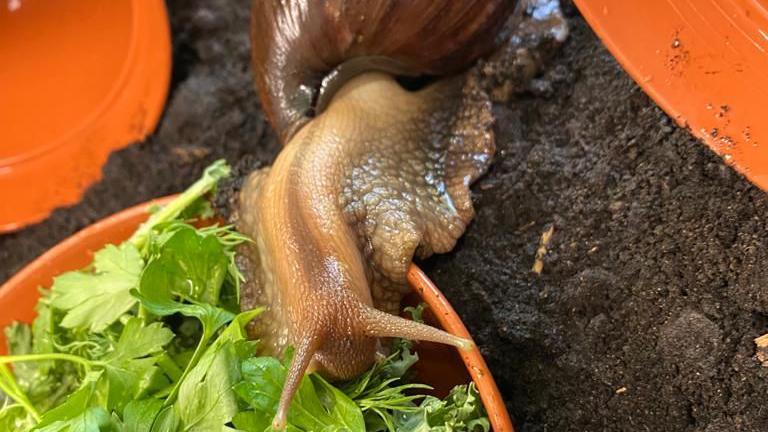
[250, 0, 515, 142]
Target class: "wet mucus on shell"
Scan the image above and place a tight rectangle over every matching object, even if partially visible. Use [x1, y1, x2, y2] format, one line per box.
[236, 1, 515, 428]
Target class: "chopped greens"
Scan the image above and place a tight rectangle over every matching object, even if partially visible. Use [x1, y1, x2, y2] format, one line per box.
[0, 160, 489, 431]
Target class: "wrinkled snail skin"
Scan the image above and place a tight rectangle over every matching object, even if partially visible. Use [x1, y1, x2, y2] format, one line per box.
[242, 0, 515, 429]
[250, 0, 514, 144]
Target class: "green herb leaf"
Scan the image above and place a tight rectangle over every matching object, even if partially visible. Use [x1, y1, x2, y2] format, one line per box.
[0, 161, 238, 432]
[105, 318, 175, 364]
[393, 383, 489, 432]
[212, 309, 263, 348]
[379, 347, 418, 382]
[30, 299, 57, 376]
[0, 363, 40, 423]
[173, 340, 241, 431]
[132, 226, 237, 412]
[178, 197, 215, 221]
[142, 227, 228, 305]
[5, 323, 35, 388]
[231, 410, 271, 432]
[34, 406, 117, 432]
[403, 304, 426, 323]
[133, 253, 234, 337]
[341, 347, 420, 401]
[235, 355, 365, 432]
[122, 398, 164, 432]
[311, 374, 367, 431]
[133, 296, 233, 346]
[50, 244, 143, 333]
[158, 310, 260, 432]
[149, 406, 180, 432]
[33, 372, 107, 431]
[102, 318, 174, 412]
[0, 404, 35, 431]
[5, 307, 78, 415]
[134, 225, 236, 331]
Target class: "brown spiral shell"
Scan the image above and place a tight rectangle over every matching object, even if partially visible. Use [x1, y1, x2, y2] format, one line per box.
[251, 0, 516, 143]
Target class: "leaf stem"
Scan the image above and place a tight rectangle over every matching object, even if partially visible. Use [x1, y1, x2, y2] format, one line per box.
[129, 159, 231, 251]
[161, 333, 210, 408]
[0, 353, 99, 372]
[0, 364, 41, 421]
[157, 353, 184, 382]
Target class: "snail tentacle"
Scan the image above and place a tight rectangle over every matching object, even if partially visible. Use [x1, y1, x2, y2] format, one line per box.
[273, 333, 323, 431]
[362, 305, 473, 351]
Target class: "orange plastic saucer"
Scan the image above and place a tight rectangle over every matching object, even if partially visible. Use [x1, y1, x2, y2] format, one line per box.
[0, 0, 171, 232]
[575, 0, 768, 191]
[0, 195, 514, 431]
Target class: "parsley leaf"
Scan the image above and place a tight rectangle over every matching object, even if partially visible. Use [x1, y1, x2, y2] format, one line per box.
[144, 226, 228, 305]
[105, 319, 175, 363]
[101, 318, 174, 412]
[5, 304, 78, 413]
[132, 258, 234, 342]
[132, 248, 235, 412]
[1, 160, 240, 431]
[133, 225, 235, 334]
[122, 399, 164, 432]
[340, 347, 426, 432]
[30, 299, 57, 376]
[0, 404, 35, 431]
[34, 406, 117, 432]
[32, 372, 118, 432]
[173, 340, 241, 431]
[153, 311, 261, 432]
[5, 323, 35, 390]
[235, 355, 365, 432]
[50, 244, 143, 333]
[393, 383, 489, 432]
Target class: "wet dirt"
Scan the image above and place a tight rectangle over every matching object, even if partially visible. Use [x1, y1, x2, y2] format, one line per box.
[3, 1, 768, 431]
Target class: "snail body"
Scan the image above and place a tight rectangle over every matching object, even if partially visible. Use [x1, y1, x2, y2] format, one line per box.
[237, 1, 515, 428]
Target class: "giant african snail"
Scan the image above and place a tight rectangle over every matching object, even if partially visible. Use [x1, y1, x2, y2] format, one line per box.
[235, 0, 516, 429]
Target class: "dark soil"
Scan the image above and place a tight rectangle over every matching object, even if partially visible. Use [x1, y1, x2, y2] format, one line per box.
[3, 2, 768, 431]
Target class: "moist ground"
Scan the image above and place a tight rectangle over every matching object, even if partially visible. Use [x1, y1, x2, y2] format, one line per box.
[2, 2, 768, 431]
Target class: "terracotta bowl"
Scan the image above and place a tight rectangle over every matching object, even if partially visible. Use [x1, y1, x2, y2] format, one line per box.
[0, 0, 171, 232]
[0, 196, 514, 431]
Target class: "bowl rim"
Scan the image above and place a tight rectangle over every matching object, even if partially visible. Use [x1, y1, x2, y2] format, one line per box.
[407, 266, 514, 431]
[0, 195, 514, 431]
